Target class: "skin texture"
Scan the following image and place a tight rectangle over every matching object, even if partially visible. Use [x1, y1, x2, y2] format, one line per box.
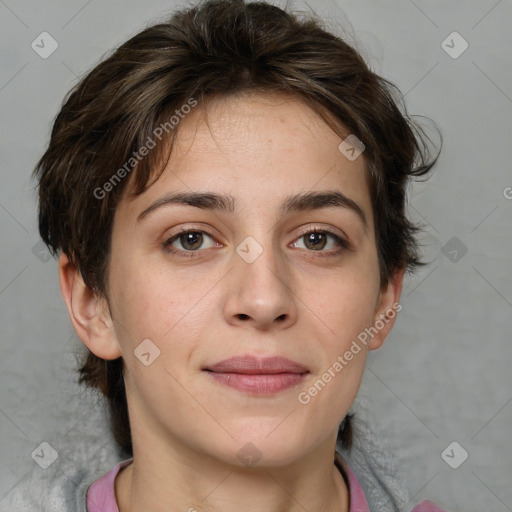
[59, 92, 404, 512]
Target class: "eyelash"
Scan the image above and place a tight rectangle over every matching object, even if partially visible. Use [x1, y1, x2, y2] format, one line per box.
[162, 227, 350, 259]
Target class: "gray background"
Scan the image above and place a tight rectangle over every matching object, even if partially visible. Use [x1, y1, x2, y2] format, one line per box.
[1, 1, 511, 511]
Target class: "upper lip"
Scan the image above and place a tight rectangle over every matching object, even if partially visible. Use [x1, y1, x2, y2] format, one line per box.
[204, 355, 309, 374]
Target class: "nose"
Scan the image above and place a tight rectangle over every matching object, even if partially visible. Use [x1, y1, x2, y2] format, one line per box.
[223, 239, 298, 331]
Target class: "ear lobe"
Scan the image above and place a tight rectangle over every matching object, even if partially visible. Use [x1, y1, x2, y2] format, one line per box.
[58, 253, 121, 360]
[367, 266, 405, 351]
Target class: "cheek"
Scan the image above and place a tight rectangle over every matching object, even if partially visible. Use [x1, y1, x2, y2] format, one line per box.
[111, 265, 211, 408]
[305, 258, 380, 349]
[294, 273, 375, 430]
[108, 255, 220, 358]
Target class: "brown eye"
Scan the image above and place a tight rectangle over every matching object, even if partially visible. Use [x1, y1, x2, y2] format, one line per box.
[164, 230, 217, 255]
[303, 232, 328, 250]
[292, 229, 349, 254]
[178, 232, 204, 250]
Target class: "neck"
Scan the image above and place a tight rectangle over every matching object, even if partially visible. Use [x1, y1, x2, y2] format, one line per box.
[116, 445, 349, 512]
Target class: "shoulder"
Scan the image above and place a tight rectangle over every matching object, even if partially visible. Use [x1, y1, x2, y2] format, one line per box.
[335, 451, 447, 512]
[1, 460, 102, 512]
[87, 458, 133, 511]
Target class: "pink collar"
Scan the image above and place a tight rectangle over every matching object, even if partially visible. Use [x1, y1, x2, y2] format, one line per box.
[335, 452, 370, 512]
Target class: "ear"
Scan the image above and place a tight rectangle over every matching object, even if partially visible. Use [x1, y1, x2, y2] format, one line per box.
[367, 266, 405, 351]
[58, 253, 121, 360]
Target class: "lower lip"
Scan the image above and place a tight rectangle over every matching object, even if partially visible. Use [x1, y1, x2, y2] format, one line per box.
[206, 372, 308, 395]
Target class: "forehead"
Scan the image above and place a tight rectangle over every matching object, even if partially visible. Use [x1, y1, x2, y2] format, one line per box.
[118, 91, 373, 227]
[173, 92, 353, 166]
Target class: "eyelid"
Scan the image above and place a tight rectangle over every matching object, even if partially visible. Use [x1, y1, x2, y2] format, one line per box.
[162, 224, 222, 243]
[294, 223, 349, 243]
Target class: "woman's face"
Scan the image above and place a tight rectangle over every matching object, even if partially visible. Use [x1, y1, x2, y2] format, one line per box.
[103, 92, 402, 467]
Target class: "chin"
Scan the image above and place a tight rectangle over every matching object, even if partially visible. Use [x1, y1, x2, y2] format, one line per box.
[206, 422, 314, 468]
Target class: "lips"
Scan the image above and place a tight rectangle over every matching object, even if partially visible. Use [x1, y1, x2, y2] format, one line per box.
[203, 355, 309, 395]
[205, 355, 309, 374]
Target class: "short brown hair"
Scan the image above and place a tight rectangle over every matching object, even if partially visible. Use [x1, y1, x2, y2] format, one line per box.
[34, 0, 440, 457]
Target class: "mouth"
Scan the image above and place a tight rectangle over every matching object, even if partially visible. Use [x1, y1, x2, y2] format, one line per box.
[203, 355, 309, 395]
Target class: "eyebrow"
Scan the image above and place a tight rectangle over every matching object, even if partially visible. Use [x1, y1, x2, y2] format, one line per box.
[137, 190, 368, 229]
